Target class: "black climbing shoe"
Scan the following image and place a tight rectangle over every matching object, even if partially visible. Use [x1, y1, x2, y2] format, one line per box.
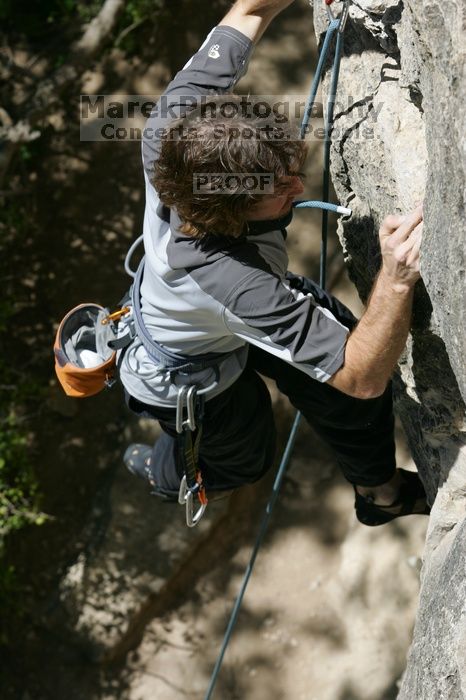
[124, 443, 156, 486]
[354, 468, 431, 527]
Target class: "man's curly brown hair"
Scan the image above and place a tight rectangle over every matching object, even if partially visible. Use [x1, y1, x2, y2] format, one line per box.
[152, 95, 308, 239]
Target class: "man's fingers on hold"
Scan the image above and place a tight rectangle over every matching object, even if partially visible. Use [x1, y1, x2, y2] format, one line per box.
[390, 207, 423, 244]
[406, 239, 421, 264]
[407, 228, 423, 265]
[390, 222, 422, 261]
[404, 222, 423, 244]
[380, 205, 423, 241]
[380, 214, 406, 237]
[409, 222, 424, 248]
[396, 224, 422, 266]
[406, 246, 421, 268]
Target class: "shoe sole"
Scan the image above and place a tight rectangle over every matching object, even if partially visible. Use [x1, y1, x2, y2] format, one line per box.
[354, 469, 431, 527]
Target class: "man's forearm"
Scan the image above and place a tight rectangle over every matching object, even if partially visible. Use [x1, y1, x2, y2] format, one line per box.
[219, 0, 295, 43]
[327, 206, 423, 399]
[327, 271, 415, 399]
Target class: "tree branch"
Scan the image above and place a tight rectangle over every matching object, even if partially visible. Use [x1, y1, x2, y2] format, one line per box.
[0, 0, 125, 187]
[73, 0, 126, 56]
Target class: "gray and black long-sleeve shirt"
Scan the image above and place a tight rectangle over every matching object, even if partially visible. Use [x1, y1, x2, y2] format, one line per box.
[119, 25, 350, 407]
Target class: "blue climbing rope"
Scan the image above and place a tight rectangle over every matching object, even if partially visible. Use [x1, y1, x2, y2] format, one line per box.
[293, 199, 350, 215]
[300, 18, 340, 140]
[203, 410, 302, 700]
[204, 4, 350, 698]
[321, 27, 345, 288]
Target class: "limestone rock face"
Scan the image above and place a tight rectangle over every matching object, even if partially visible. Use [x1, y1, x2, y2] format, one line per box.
[311, 0, 466, 696]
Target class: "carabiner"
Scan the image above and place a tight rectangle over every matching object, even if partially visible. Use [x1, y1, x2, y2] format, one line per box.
[176, 385, 189, 434]
[101, 306, 131, 325]
[338, 0, 350, 33]
[178, 475, 208, 528]
[185, 385, 197, 431]
[175, 384, 198, 434]
[324, 0, 351, 31]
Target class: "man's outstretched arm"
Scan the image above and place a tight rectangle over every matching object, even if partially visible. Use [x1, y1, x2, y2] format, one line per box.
[142, 0, 296, 177]
[219, 0, 296, 43]
[326, 206, 424, 399]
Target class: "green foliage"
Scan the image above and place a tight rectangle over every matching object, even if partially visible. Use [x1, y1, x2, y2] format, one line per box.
[0, 378, 48, 621]
[125, 0, 157, 24]
[0, 302, 13, 334]
[0, 202, 48, 611]
[75, 0, 102, 24]
[19, 145, 33, 162]
[0, 562, 17, 641]
[115, 0, 167, 53]
[0, 364, 48, 549]
[0, 0, 173, 55]
[0, 414, 44, 537]
[0, 0, 77, 39]
[0, 0, 164, 42]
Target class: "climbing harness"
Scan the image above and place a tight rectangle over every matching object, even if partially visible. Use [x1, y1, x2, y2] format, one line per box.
[204, 1, 351, 697]
[122, 240, 225, 527]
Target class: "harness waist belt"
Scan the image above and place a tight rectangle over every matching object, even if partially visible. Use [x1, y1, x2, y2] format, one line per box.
[131, 257, 231, 373]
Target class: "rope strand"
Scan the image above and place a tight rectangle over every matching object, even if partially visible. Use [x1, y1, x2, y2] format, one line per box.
[204, 411, 302, 700]
[204, 4, 349, 696]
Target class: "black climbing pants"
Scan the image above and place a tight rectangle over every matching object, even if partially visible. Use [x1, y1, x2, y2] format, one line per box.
[126, 279, 397, 499]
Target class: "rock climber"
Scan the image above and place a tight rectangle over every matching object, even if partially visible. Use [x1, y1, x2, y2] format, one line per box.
[120, 0, 430, 526]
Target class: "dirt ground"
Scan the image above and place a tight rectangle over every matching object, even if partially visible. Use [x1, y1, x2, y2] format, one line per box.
[3, 4, 428, 699]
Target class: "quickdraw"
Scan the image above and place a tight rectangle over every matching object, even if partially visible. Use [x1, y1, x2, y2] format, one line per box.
[175, 384, 208, 528]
